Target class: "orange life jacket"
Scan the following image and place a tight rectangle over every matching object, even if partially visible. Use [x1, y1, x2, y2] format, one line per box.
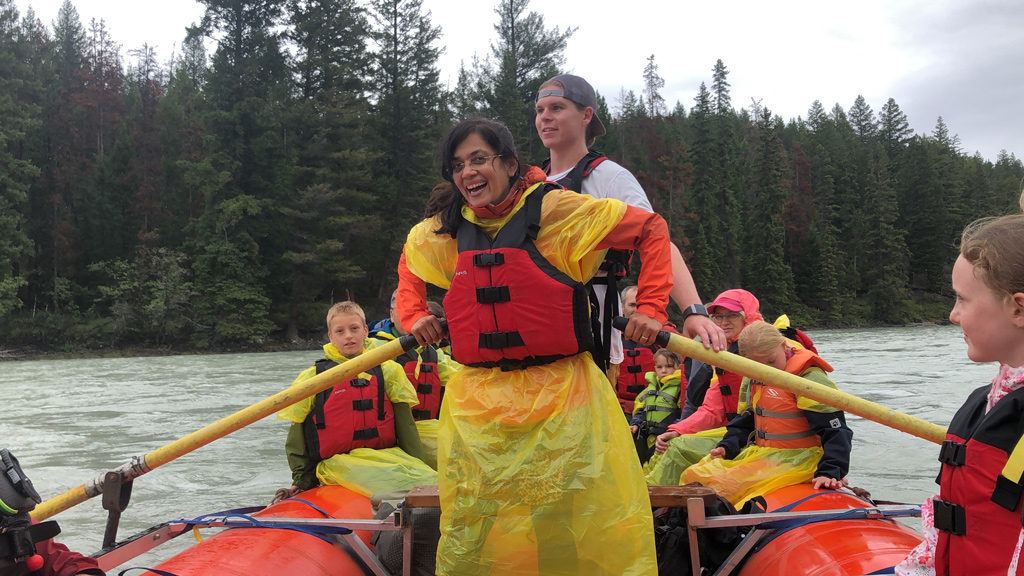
[746, 348, 834, 449]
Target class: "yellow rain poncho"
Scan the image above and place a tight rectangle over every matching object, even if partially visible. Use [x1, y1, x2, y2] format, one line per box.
[277, 342, 437, 497]
[399, 183, 663, 575]
[644, 426, 726, 485]
[683, 360, 850, 508]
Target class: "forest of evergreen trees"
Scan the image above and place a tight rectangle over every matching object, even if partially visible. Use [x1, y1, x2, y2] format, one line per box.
[1, 0, 1022, 354]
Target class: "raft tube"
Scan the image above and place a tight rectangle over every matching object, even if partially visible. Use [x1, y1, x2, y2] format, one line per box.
[736, 484, 923, 576]
[137, 483, 922, 575]
[144, 485, 376, 576]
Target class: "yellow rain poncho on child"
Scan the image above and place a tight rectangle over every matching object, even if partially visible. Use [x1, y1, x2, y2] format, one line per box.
[644, 426, 726, 485]
[367, 334, 463, 470]
[683, 345, 853, 508]
[398, 177, 672, 575]
[277, 342, 437, 497]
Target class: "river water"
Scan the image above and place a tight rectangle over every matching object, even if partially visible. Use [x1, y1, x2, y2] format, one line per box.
[0, 324, 993, 569]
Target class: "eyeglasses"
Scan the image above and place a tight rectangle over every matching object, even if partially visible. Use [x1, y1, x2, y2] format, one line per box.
[710, 312, 743, 322]
[451, 154, 501, 175]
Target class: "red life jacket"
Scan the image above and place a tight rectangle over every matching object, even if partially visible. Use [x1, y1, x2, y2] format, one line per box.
[302, 361, 396, 460]
[716, 368, 742, 421]
[443, 184, 594, 368]
[617, 340, 655, 416]
[396, 346, 443, 421]
[748, 348, 834, 449]
[934, 385, 1024, 576]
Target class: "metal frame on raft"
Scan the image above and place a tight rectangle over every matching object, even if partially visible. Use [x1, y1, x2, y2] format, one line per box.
[92, 484, 921, 576]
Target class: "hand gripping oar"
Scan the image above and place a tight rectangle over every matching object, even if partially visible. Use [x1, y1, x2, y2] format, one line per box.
[31, 332, 424, 521]
[612, 317, 947, 445]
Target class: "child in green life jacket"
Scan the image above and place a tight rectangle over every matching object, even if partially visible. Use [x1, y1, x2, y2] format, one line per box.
[630, 348, 686, 464]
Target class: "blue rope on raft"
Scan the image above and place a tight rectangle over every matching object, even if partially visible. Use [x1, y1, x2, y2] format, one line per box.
[751, 490, 921, 552]
[168, 498, 350, 544]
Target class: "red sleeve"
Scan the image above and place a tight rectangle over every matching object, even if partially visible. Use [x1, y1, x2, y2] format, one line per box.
[396, 249, 431, 331]
[668, 377, 726, 435]
[596, 205, 673, 323]
[35, 537, 104, 576]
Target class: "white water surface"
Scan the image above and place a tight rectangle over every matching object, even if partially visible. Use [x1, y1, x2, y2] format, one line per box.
[0, 324, 993, 569]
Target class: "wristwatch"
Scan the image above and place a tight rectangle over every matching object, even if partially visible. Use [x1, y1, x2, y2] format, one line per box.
[681, 303, 708, 323]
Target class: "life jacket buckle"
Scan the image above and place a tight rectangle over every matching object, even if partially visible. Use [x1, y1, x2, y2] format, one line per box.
[352, 399, 374, 411]
[479, 331, 525, 350]
[473, 252, 504, 267]
[350, 378, 371, 388]
[352, 428, 380, 441]
[932, 498, 966, 535]
[476, 285, 511, 304]
[938, 440, 966, 466]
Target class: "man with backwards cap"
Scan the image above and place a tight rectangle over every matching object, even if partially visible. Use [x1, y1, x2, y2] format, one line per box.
[534, 74, 725, 381]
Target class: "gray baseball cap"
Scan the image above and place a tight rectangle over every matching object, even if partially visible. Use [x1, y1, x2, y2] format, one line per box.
[537, 74, 607, 138]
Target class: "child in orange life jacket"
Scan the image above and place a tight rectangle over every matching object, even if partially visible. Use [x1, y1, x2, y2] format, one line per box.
[629, 349, 686, 464]
[895, 206, 1024, 576]
[275, 301, 435, 501]
[682, 320, 852, 508]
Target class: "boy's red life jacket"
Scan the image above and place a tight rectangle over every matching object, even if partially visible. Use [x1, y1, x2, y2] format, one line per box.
[396, 346, 443, 421]
[933, 385, 1024, 576]
[617, 340, 655, 415]
[443, 185, 594, 369]
[748, 348, 834, 449]
[302, 361, 395, 460]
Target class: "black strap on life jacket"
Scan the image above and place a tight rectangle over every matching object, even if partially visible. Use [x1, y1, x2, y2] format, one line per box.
[542, 150, 633, 372]
[312, 360, 387, 423]
[542, 149, 608, 196]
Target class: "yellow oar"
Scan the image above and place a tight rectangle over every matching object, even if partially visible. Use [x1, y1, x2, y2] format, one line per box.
[31, 333, 420, 521]
[614, 318, 947, 445]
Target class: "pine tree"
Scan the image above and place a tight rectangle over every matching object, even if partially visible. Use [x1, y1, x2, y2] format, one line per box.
[0, 0, 37, 317]
[282, 0, 383, 334]
[189, 0, 293, 344]
[475, 0, 574, 157]
[366, 0, 447, 301]
[708, 60, 743, 289]
[862, 145, 909, 321]
[642, 54, 666, 118]
[878, 98, 912, 168]
[743, 107, 796, 313]
[683, 82, 725, 294]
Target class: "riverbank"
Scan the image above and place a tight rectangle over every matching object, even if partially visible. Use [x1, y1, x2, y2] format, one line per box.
[0, 335, 324, 362]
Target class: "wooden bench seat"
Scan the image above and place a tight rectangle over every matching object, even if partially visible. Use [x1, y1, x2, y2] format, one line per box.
[403, 484, 717, 509]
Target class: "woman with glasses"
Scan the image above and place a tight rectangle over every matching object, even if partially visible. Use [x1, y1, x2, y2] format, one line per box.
[395, 117, 672, 575]
[645, 289, 763, 484]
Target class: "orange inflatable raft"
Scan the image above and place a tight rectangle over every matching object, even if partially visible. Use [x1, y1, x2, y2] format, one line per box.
[104, 482, 922, 576]
[133, 485, 379, 576]
[732, 484, 923, 576]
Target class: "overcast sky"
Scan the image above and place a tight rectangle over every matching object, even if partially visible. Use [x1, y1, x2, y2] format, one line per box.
[17, 0, 1024, 162]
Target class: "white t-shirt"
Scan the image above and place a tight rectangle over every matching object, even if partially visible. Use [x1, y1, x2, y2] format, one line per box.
[548, 158, 653, 365]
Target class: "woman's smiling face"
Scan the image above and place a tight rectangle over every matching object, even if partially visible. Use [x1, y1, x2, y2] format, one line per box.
[451, 132, 517, 208]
